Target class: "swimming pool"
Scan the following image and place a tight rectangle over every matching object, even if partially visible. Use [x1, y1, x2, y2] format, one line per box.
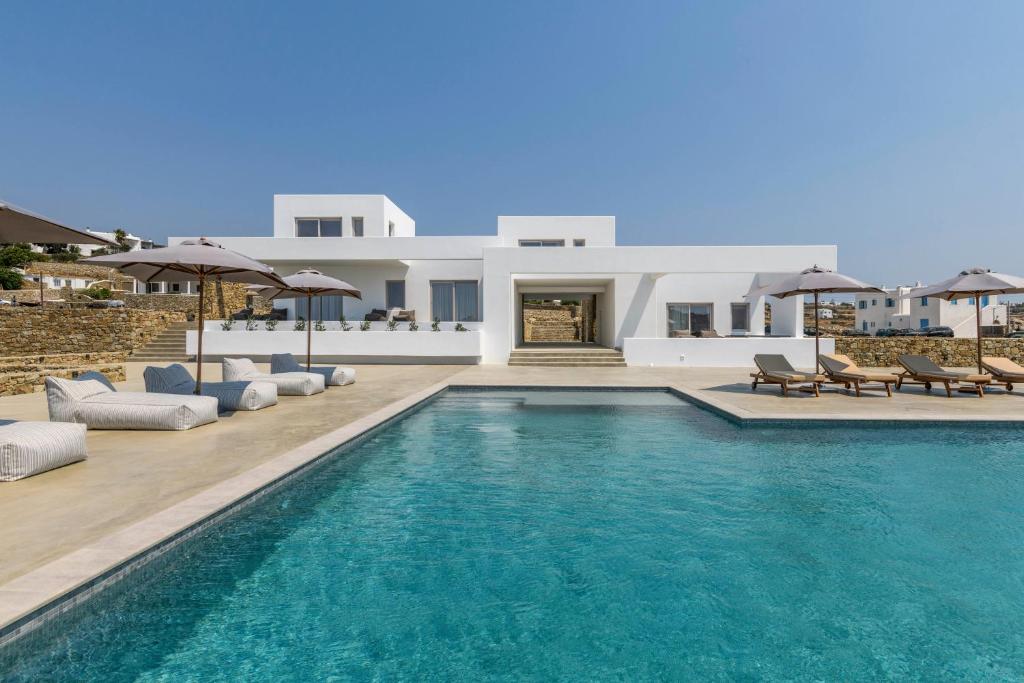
[3, 388, 1024, 680]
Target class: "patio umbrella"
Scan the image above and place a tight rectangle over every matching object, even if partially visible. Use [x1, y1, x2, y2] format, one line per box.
[748, 265, 883, 370]
[1, 200, 117, 307]
[83, 238, 286, 393]
[913, 267, 1024, 373]
[252, 268, 361, 370]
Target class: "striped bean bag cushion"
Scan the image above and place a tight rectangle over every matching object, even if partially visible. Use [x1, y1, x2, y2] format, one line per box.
[222, 358, 325, 396]
[45, 377, 219, 431]
[144, 364, 278, 412]
[270, 353, 356, 386]
[0, 421, 88, 481]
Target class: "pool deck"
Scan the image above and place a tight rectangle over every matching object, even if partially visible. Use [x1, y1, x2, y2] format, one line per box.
[2, 362, 1022, 642]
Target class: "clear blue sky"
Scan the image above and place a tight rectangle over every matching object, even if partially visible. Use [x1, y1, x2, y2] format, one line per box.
[2, 1, 1022, 286]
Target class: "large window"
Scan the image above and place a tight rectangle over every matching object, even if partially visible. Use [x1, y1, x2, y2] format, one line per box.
[730, 303, 749, 333]
[296, 218, 342, 237]
[518, 239, 565, 247]
[431, 281, 479, 321]
[386, 280, 406, 309]
[667, 303, 712, 337]
[297, 295, 344, 321]
[352, 217, 364, 237]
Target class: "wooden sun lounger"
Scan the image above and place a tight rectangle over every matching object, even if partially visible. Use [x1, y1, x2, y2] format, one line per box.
[818, 354, 897, 397]
[751, 354, 825, 397]
[981, 356, 1024, 392]
[896, 355, 991, 398]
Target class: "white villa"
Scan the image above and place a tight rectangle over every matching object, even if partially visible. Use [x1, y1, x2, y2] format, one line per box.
[177, 194, 837, 366]
[854, 284, 1008, 336]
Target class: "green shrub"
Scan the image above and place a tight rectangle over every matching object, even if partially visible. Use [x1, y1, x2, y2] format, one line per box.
[359, 321, 371, 331]
[82, 286, 112, 300]
[408, 321, 419, 332]
[431, 317, 440, 332]
[315, 319, 326, 332]
[294, 317, 306, 332]
[220, 319, 235, 331]
[264, 319, 278, 331]
[0, 267, 24, 290]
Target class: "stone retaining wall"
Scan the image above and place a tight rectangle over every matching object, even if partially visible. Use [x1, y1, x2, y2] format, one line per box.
[0, 355, 127, 396]
[0, 308, 186, 357]
[835, 337, 1024, 367]
[122, 282, 272, 318]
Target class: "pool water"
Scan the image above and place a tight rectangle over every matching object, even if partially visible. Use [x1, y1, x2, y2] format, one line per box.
[4, 389, 1024, 680]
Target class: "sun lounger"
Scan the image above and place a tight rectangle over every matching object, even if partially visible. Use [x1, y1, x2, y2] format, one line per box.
[222, 358, 325, 396]
[981, 357, 1024, 392]
[896, 355, 991, 397]
[751, 354, 826, 396]
[0, 420, 88, 481]
[144, 364, 278, 411]
[45, 376, 219, 430]
[818, 354, 898, 397]
[270, 353, 356, 386]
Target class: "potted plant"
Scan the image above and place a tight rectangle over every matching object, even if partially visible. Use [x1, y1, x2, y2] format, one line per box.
[431, 317, 440, 332]
[408, 320, 419, 331]
[339, 314, 352, 331]
[264, 319, 278, 332]
[294, 317, 306, 332]
[220, 319, 235, 331]
[455, 322, 468, 332]
[386, 319, 398, 331]
[314, 319, 326, 332]
[360, 321, 371, 331]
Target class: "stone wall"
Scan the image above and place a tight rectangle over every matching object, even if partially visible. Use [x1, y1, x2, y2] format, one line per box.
[121, 282, 272, 318]
[25, 262, 121, 280]
[0, 352, 127, 396]
[523, 304, 579, 342]
[835, 337, 1024, 367]
[0, 308, 186, 357]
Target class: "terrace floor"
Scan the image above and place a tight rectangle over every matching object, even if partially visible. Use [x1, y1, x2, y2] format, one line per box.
[1, 362, 1022, 635]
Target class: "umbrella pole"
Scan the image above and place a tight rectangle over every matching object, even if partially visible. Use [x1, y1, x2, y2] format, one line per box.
[975, 294, 983, 374]
[814, 291, 821, 372]
[306, 293, 312, 371]
[195, 274, 205, 394]
[39, 272, 44, 308]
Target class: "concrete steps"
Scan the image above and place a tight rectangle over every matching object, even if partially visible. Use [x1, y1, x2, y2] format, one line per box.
[131, 321, 191, 362]
[508, 347, 626, 367]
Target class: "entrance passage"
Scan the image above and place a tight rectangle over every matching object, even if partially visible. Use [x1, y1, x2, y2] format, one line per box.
[521, 295, 597, 344]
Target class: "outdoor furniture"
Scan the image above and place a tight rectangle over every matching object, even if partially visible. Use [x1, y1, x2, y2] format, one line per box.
[0, 420, 88, 481]
[896, 355, 991, 398]
[751, 354, 826, 396]
[388, 308, 415, 322]
[45, 376, 219, 430]
[364, 308, 388, 322]
[144, 364, 279, 411]
[818, 353, 898, 397]
[270, 354, 355, 386]
[222, 357, 325, 396]
[980, 357, 1024, 392]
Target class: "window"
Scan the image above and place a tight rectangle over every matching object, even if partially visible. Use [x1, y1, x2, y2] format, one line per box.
[431, 281, 479, 321]
[982, 295, 990, 306]
[666, 303, 713, 336]
[296, 218, 342, 237]
[871, 299, 877, 306]
[885, 298, 895, 307]
[386, 280, 406, 309]
[862, 321, 868, 331]
[573, 239, 586, 247]
[518, 239, 565, 247]
[870, 321, 876, 328]
[388, 221, 395, 237]
[920, 318, 929, 329]
[730, 303, 749, 332]
[858, 301, 867, 310]
[146, 282, 163, 294]
[967, 297, 975, 305]
[352, 217, 364, 237]
[951, 299, 958, 305]
[920, 297, 929, 306]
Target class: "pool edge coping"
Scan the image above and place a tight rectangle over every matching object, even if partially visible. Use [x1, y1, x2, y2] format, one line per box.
[3, 379, 1022, 647]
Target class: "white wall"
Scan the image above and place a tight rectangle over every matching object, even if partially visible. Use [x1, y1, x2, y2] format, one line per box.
[623, 337, 833, 368]
[273, 195, 415, 238]
[497, 216, 615, 247]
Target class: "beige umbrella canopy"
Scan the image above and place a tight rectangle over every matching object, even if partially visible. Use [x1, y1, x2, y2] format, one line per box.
[84, 238, 286, 393]
[748, 265, 883, 370]
[913, 267, 1024, 373]
[252, 268, 362, 370]
[0, 200, 117, 245]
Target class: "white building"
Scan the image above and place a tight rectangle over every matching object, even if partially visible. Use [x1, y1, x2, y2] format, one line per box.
[854, 284, 1007, 336]
[176, 194, 838, 366]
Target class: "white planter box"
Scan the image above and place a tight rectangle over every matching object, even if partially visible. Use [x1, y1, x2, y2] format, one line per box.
[186, 330, 482, 363]
[622, 337, 833, 368]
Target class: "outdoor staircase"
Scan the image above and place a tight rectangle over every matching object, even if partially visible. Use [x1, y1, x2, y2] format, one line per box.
[508, 346, 627, 367]
[130, 321, 191, 363]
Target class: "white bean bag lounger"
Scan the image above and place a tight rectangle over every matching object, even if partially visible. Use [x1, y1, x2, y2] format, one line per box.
[222, 358, 325, 396]
[45, 376, 219, 431]
[0, 420, 88, 481]
[144, 364, 278, 412]
[270, 353, 356, 386]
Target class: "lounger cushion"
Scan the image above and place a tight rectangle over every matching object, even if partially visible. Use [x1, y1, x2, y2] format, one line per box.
[982, 357, 1024, 379]
[270, 354, 356, 386]
[0, 421, 88, 481]
[222, 358, 325, 396]
[144, 364, 278, 411]
[45, 377, 218, 430]
[820, 354, 897, 382]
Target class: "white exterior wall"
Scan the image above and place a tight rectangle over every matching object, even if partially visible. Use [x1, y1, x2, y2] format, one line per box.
[273, 195, 415, 238]
[857, 286, 1006, 337]
[497, 216, 615, 246]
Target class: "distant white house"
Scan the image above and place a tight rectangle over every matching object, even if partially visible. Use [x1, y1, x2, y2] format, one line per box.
[854, 283, 1007, 336]
[171, 194, 838, 366]
[816, 308, 834, 319]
